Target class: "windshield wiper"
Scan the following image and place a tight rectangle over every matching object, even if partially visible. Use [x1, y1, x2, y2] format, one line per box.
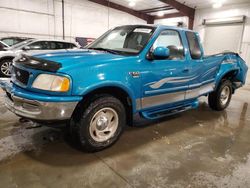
[88, 47, 120, 55]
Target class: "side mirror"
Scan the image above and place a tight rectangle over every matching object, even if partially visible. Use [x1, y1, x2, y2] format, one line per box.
[22, 46, 31, 51]
[190, 50, 202, 60]
[152, 46, 170, 60]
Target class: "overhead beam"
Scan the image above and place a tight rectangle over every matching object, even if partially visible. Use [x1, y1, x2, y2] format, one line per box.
[141, 6, 174, 14]
[88, 0, 154, 24]
[188, 17, 194, 30]
[158, 0, 195, 29]
[154, 12, 184, 20]
[159, 0, 195, 18]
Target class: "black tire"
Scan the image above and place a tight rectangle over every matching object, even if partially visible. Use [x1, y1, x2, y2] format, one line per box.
[72, 95, 126, 152]
[0, 58, 13, 77]
[208, 80, 232, 111]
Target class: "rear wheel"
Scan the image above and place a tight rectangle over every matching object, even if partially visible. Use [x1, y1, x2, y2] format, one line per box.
[208, 80, 232, 111]
[71, 95, 126, 152]
[0, 59, 13, 77]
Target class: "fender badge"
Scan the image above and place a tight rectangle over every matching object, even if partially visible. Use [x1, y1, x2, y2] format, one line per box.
[129, 72, 140, 78]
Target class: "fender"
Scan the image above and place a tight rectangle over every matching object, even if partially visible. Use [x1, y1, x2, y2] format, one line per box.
[14, 54, 62, 72]
[79, 81, 138, 113]
[0, 55, 15, 61]
[0, 49, 16, 60]
[215, 63, 239, 88]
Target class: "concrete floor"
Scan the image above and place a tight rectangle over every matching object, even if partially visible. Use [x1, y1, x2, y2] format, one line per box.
[0, 83, 250, 188]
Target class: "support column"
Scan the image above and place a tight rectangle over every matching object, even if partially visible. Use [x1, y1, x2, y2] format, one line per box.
[188, 17, 194, 30]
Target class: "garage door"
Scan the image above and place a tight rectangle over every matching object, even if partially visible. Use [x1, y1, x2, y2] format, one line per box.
[203, 23, 244, 55]
[245, 44, 250, 83]
[245, 44, 250, 66]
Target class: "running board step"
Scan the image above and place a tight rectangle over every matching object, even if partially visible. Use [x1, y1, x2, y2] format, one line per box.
[140, 100, 199, 120]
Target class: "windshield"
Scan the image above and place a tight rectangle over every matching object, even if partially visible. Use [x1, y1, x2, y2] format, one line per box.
[9, 39, 34, 50]
[0, 42, 7, 50]
[0, 41, 8, 48]
[1, 38, 31, 46]
[87, 25, 155, 55]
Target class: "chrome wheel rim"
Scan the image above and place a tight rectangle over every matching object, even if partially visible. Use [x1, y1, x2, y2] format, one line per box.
[89, 107, 119, 142]
[220, 86, 230, 106]
[1, 61, 12, 76]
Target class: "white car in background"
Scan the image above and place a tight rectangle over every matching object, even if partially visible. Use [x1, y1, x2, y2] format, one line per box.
[0, 37, 32, 47]
[0, 41, 9, 51]
[0, 39, 80, 77]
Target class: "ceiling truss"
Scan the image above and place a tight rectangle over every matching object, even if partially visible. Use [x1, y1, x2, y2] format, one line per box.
[140, 6, 174, 14]
[88, 0, 195, 29]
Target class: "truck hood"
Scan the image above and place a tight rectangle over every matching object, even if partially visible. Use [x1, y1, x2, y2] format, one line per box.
[31, 49, 134, 71]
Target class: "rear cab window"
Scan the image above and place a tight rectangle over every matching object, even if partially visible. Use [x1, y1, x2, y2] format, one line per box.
[186, 31, 202, 60]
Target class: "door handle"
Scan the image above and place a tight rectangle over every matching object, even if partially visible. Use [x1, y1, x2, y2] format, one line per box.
[183, 68, 190, 73]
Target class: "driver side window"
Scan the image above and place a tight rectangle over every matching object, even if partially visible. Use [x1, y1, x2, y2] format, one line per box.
[153, 30, 184, 60]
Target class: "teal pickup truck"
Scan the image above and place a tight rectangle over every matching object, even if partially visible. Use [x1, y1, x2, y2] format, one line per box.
[1, 25, 248, 151]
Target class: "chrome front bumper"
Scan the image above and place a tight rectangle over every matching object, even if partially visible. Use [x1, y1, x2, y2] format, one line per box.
[4, 93, 78, 121]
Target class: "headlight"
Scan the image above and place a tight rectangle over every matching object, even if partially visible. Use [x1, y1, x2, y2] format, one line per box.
[32, 74, 70, 92]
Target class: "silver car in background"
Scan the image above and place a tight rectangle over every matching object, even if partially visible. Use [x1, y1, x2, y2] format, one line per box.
[0, 37, 32, 47]
[0, 39, 80, 77]
[0, 41, 9, 51]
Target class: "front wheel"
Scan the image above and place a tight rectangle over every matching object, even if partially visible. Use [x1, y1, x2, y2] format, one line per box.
[72, 95, 126, 152]
[208, 80, 232, 111]
[0, 59, 12, 77]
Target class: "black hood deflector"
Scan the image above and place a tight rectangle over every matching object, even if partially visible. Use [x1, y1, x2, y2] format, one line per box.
[13, 54, 62, 72]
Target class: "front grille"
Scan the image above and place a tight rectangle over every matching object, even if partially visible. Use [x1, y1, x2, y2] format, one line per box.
[13, 66, 30, 85]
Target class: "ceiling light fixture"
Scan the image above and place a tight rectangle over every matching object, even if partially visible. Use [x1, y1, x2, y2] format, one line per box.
[157, 11, 165, 17]
[129, 1, 136, 7]
[213, 2, 222, 8]
[212, 0, 225, 9]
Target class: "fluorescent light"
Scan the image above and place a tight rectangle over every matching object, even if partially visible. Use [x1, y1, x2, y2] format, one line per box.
[129, 1, 135, 7]
[157, 11, 165, 17]
[213, 2, 222, 8]
[212, 0, 226, 8]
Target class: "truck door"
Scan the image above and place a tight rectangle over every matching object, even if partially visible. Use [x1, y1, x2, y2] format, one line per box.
[141, 29, 190, 110]
[185, 31, 217, 100]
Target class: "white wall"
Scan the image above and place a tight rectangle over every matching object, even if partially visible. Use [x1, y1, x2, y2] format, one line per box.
[0, 0, 55, 38]
[155, 3, 250, 63]
[194, 3, 250, 42]
[154, 16, 189, 28]
[0, 0, 146, 41]
[193, 3, 250, 64]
